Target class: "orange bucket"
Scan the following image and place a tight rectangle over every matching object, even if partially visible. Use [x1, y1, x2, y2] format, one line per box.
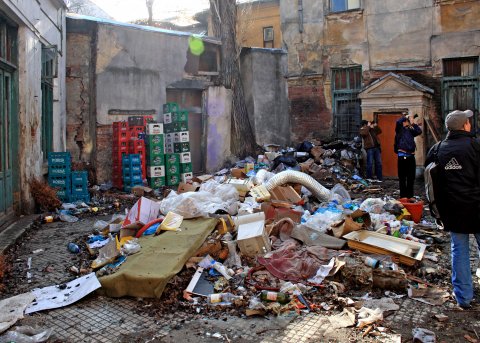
[399, 198, 424, 223]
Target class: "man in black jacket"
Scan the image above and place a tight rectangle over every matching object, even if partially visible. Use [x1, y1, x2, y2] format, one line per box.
[395, 113, 422, 198]
[425, 109, 480, 309]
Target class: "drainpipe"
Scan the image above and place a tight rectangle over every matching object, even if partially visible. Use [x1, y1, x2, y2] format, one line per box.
[298, 0, 304, 33]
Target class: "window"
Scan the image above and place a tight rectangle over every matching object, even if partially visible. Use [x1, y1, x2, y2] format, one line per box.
[331, 0, 360, 12]
[185, 41, 220, 76]
[41, 45, 56, 159]
[442, 57, 479, 133]
[263, 27, 274, 48]
[332, 66, 362, 139]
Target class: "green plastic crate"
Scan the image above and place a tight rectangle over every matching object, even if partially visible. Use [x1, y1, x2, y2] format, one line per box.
[147, 177, 166, 189]
[180, 162, 193, 173]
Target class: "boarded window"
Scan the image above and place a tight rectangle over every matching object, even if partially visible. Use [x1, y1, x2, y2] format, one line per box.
[263, 27, 274, 48]
[41, 45, 55, 159]
[443, 58, 477, 77]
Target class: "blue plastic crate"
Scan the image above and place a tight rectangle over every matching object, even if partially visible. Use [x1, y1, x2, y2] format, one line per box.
[56, 188, 71, 199]
[122, 165, 142, 175]
[122, 154, 141, 166]
[70, 194, 90, 203]
[49, 166, 71, 177]
[71, 171, 88, 185]
[71, 184, 89, 196]
[48, 176, 70, 188]
[48, 152, 71, 166]
[123, 173, 142, 185]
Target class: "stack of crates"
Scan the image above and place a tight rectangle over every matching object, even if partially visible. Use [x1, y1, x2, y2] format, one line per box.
[48, 152, 72, 202]
[163, 103, 192, 186]
[128, 138, 146, 179]
[71, 171, 90, 202]
[145, 122, 166, 189]
[122, 154, 143, 192]
[112, 121, 130, 189]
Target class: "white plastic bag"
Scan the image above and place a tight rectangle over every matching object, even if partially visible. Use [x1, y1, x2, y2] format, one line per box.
[360, 198, 386, 214]
[0, 326, 53, 343]
[304, 211, 344, 233]
[329, 184, 351, 204]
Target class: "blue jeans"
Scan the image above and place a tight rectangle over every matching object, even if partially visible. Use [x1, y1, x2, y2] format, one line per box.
[366, 147, 383, 181]
[451, 232, 480, 307]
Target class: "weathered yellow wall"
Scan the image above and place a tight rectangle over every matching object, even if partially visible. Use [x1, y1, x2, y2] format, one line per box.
[237, 0, 282, 48]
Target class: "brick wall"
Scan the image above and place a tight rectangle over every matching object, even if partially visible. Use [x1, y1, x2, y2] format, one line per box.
[96, 125, 112, 184]
[289, 76, 332, 144]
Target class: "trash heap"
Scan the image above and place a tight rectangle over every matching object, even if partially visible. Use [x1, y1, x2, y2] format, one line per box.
[11, 140, 448, 341]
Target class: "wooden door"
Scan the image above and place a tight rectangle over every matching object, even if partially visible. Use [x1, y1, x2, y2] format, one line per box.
[377, 113, 402, 177]
[166, 89, 204, 174]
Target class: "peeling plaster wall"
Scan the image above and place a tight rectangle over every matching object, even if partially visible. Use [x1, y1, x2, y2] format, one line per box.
[240, 48, 290, 146]
[1, 0, 66, 213]
[206, 86, 232, 173]
[281, 0, 480, 144]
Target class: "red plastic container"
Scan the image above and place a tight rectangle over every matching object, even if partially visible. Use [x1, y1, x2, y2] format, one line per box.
[399, 198, 424, 223]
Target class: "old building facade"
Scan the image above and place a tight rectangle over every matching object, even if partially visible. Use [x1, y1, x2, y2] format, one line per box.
[281, 0, 480, 176]
[0, 0, 67, 224]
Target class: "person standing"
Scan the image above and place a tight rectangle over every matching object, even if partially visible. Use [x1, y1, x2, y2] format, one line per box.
[425, 109, 480, 309]
[394, 113, 422, 198]
[359, 120, 383, 181]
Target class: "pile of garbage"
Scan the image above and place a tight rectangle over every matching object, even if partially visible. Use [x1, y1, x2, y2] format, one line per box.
[1, 141, 449, 341]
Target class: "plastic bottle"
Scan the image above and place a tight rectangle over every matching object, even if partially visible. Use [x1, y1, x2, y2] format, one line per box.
[67, 243, 80, 254]
[211, 261, 233, 280]
[260, 290, 290, 304]
[207, 293, 243, 304]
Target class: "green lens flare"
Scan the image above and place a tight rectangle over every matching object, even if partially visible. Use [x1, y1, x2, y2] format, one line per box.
[189, 36, 205, 56]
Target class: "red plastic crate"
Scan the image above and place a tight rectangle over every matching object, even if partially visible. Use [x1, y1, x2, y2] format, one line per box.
[128, 116, 154, 127]
[128, 139, 145, 151]
[112, 121, 129, 132]
[112, 175, 123, 189]
[129, 126, 144, 139]
[113, 130, 130, 143]
[113, 141, 128, 149]
[112, 150, 128, 164]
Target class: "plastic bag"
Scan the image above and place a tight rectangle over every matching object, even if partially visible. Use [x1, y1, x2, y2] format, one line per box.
[356, 307, 383, 328]
[329, 184, 351, 204]
[93, 220, 109, 230]
[360, 198, 386, 214]
[59, 213, 79, 223]
[0, 326, 53, 343]
[223, 240, 241, 268]
[253, 169, 275, 185]
[304, 210, 343, 233]
[121, 238, 141, 255]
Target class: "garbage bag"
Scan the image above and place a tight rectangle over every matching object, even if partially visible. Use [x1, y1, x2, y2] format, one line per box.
[360, 198, 386, 214]
[329, 184, 351, 204]
[270, 155, 298, 172]
[297, 141, 314, 153]
[0, 326, 53, 343]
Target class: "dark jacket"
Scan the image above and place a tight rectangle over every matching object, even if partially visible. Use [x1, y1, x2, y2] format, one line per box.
[394, 117, 422, 154]
[425, 130, 480, 233]
[359, 125, 381, 150]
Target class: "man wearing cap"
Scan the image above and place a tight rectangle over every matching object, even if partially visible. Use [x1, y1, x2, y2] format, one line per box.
[394, 112, 422, 198]
[425, 109, 480, 309]
[359, 120, 383, 181]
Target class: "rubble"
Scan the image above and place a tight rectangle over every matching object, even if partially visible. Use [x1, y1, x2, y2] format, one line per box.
[1, 138, 476, 341]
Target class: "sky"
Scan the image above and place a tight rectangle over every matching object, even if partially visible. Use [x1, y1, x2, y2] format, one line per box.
[91, 0, 210, 22]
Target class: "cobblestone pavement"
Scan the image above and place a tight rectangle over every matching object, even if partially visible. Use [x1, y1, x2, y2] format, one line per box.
[2, 216, 480, 342]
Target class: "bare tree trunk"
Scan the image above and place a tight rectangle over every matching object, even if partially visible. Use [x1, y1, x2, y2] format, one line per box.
[146, 0, 154, 26]
[209, 0, 257, 157]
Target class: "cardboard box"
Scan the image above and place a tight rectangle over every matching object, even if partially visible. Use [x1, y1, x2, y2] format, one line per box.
[147, 166, 165, 178]
[147, 177, 166, 189]
[261, 202, 303, 223]
[174, 142, 190, 153]
[226, 178, 253, 192]
[178, 182, 200, 193]
[180, 162, 193, 173]
[167, 173, 180, 186]
[270, 186, 303, 205]
[192, 174, 213, 184]
[145, 154, 165, 166]
[122, 196, 161, 230]
[131, 185, 153, 197]
[179, 152, 191, 163]
[181, 172, 193, 183]
[174, 131, 190, 143]
[145, 134, 164, 146]
[145, 123, 163, 135]
[231, 168, 247, 179]
[145, 144, 164, 158]
[236, 213, 271, 257]
[244, 163, 255, 174]
[250, 185, 271, 202]
[165, 133, 174, 145]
